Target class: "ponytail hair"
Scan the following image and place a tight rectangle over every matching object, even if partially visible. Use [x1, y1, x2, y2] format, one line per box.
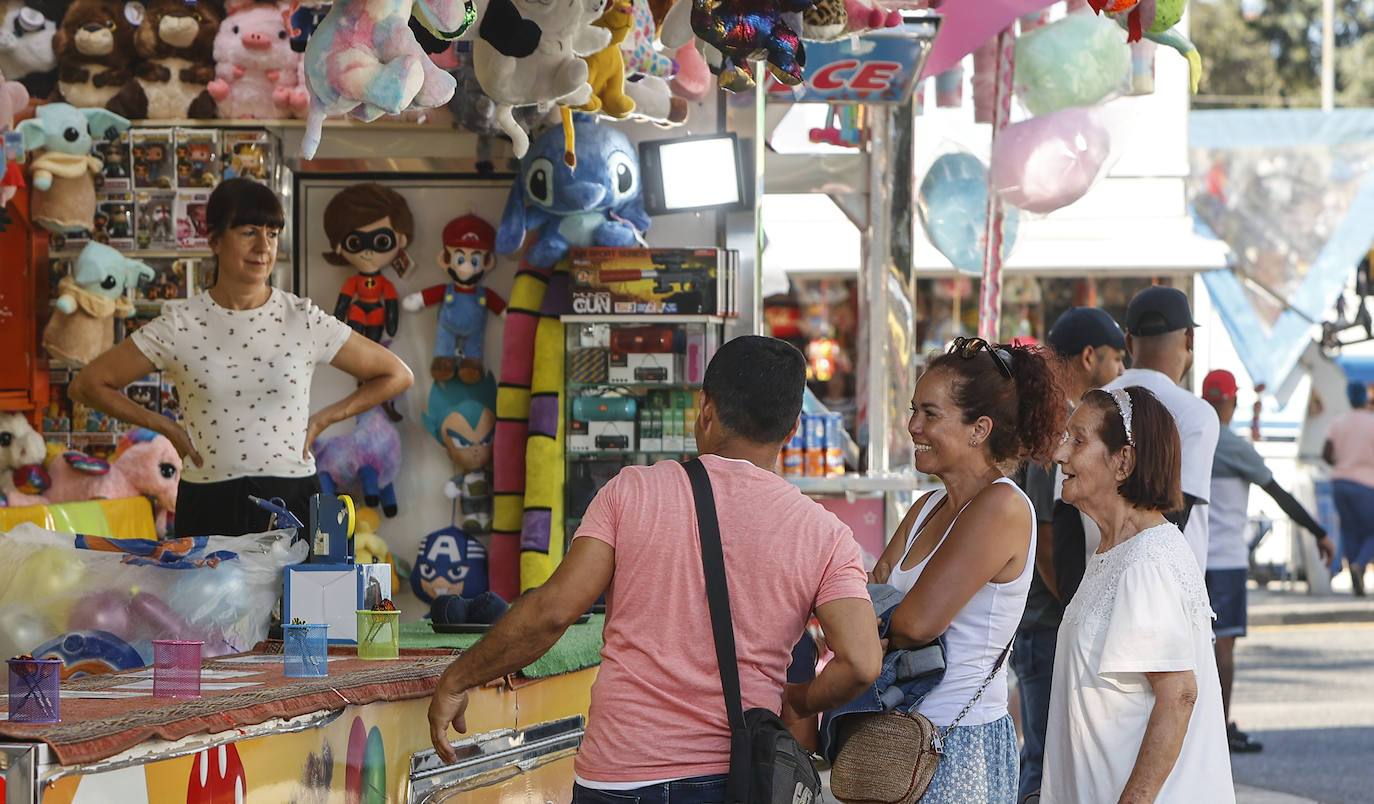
[925, 341, 1066, 465]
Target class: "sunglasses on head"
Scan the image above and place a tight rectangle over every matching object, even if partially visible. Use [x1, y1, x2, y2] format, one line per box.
[341, 227, 397, 254]
[949, 336, 1013, 380]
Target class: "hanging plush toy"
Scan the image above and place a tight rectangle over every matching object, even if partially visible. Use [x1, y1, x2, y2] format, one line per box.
[42, 241, 154, 364]
[472, 0, 609, 157]
[1091, 0, 1185, 44]
[422, 371, 497, 533]
[690, 0, 811, 91]
[18, 103, 131, 233]
[495, 114, 651, 268]
[313, 404, 403, 516]
[577, 0, 635, 118]
[207, 0, 308, 119]
[53, 0, 139, 109]
[402, 214, 507, 383]
[323, 183, 412, 344]
[446, 42, 549, 173]
[0, 0, 60, 100]
[107, 0, 221, 120]
[299, 0, 475, 158]
[410, 525, 489, 604]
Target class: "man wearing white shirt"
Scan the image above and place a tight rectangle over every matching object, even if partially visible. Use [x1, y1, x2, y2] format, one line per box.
[1088, 286, 1220, 572]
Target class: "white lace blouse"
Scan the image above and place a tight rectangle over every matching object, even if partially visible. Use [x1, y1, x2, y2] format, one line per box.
[1041, 523, 1235, 804]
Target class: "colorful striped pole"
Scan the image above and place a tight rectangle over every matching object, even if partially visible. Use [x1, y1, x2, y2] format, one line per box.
[978, 27, 1017, 342]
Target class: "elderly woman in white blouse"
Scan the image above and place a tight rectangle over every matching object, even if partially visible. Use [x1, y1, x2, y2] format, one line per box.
[1041, 386, 1234, 804]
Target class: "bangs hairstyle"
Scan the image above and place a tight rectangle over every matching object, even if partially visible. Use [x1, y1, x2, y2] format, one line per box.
[206, 178, 285, 241]
[1080, 386, 1183, 513]
[924, 342, 1065, 464]
[702, 335, 806, 445]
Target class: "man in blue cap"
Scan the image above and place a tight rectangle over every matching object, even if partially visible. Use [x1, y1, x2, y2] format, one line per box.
[1012, 306, 1125, 802]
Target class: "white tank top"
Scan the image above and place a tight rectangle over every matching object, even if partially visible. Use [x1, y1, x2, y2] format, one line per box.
[887, 477, 1035, 727]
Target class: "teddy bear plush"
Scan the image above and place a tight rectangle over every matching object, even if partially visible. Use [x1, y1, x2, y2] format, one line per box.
[18, 102, 131, 232]
[0, 0, 60, 100]
[208, 0, 307, 119]
[54, 0, 140, 109]
[0, 411, 45, 500]
[42, 240, 154, 364]
[108, 0, 221, 120]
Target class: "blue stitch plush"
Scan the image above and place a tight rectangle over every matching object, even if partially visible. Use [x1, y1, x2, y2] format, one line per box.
[495, 114, 652, 268]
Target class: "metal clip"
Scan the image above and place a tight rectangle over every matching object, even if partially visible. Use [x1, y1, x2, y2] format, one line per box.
[931, 732, 945, 756]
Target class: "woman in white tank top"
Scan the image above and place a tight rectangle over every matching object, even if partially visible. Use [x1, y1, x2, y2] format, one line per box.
[866, 337, 1066, 803]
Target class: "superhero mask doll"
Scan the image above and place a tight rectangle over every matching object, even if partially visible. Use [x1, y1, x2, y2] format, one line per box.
[322, 182, 414, 343]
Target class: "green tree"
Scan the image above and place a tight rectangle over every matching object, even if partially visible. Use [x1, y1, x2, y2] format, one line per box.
[1192, 0, 1374, 108]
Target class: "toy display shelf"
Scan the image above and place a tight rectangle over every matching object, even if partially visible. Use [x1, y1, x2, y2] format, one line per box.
[567, 450, 695, 458]
[561, 314, 727, 325]
[785, 473, 927, 495]
[567, 381, 702, 391]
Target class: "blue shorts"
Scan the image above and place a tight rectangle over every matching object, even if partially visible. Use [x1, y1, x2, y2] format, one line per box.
[1205, 568, 1247, 638]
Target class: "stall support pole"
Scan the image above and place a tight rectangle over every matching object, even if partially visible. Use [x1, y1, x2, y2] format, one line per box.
[978, 27, 1015, 342]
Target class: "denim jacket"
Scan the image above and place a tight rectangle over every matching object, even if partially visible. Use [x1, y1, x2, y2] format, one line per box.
[818, 583, 946, 762]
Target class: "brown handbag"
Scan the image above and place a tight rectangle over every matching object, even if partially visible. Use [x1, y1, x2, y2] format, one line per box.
[829, 641, 1013, 804]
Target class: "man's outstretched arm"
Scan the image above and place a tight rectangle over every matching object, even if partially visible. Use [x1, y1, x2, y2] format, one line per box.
[784, 597, 883, 720]
[427, 537, 614, 761]
[1260, 479, 1334, 562]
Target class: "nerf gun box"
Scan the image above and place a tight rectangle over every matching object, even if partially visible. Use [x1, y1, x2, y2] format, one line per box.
[570, 248, 734, 315]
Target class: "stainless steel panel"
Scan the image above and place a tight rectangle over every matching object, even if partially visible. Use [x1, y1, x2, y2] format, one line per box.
[409, 715, 586, 803]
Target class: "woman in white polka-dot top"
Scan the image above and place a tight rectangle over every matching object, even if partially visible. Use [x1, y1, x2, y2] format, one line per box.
[70, 179, 414, 538]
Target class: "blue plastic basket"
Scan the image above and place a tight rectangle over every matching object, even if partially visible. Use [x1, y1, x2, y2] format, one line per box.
[283, 624, 329, 678]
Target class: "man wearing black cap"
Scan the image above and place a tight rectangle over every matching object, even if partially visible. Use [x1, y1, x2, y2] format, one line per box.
[1095, 285, 1221, 572]
[1011, 306, 1125, 802]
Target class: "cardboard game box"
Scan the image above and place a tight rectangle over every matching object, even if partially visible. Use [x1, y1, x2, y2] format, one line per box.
[175, 190, 211, 248]
[569, 248, 731, 315]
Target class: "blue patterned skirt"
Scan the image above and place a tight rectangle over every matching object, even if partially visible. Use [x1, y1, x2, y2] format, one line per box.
[918, 714, 1019, 804]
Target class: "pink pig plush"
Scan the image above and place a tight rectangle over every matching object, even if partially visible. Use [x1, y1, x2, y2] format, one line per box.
[207, 0, 306, 119]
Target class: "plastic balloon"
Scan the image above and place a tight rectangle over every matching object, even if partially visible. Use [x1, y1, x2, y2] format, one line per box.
[68, 589, 136, 640]
[918, 152, 1020, 276]
[0, 546, 88, 606]
[33, 630, 147, 677]
[0, 605, 58, 659]
[991, 106, 1113, 214]
[167, 562, 251, 628]
[1013, 11, 1131, 116]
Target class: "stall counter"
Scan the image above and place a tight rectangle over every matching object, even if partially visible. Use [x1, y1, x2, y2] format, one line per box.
[0, 620, 603, 803]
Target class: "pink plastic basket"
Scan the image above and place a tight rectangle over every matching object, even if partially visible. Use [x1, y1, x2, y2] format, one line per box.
[8, 658, 60, 723]
[152, 640, 203, 699]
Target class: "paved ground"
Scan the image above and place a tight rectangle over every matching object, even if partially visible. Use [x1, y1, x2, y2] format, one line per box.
[1228, 620, 1374, 804]
[1248, 583, 1374, 627]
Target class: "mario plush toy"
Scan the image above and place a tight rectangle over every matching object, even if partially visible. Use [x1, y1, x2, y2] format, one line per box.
[402, 214, 507, 384]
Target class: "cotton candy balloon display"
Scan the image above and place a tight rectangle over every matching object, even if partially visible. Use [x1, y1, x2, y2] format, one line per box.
[991, 106, 1113, 215]
[1013, 11, 1131, 116]
[918, 152, 1020, 277]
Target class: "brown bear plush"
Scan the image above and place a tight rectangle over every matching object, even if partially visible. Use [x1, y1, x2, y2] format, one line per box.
[108, 0, 219, 119]
[54, 0, 140, 109]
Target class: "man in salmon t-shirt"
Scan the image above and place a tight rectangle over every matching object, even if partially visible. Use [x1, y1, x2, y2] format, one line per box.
[427, 335, 882, 802]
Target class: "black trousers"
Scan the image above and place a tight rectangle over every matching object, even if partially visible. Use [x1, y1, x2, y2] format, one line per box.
[174, 474, 321, 539]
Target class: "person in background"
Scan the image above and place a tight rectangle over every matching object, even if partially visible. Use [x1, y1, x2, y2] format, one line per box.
[1202, 369, 1334, 753]
[70, 179, 414, 537]
[1042, 386, 1234, 804]
[1323, 380, 1374, 596]
[427, 336, 882, 803]
[1011, 307, 1125, 802]
[867, 337, 1064, 801]
[1096, 286, 1219, 572]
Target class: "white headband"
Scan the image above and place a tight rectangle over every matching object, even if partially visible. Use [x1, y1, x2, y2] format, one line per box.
[1110, 388, 1135, 446]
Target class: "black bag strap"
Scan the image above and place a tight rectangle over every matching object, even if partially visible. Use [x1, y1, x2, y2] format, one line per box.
[682, 458, 750, 803]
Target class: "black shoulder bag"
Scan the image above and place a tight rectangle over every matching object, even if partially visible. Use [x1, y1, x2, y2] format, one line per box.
[683, 458, 824, 804]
